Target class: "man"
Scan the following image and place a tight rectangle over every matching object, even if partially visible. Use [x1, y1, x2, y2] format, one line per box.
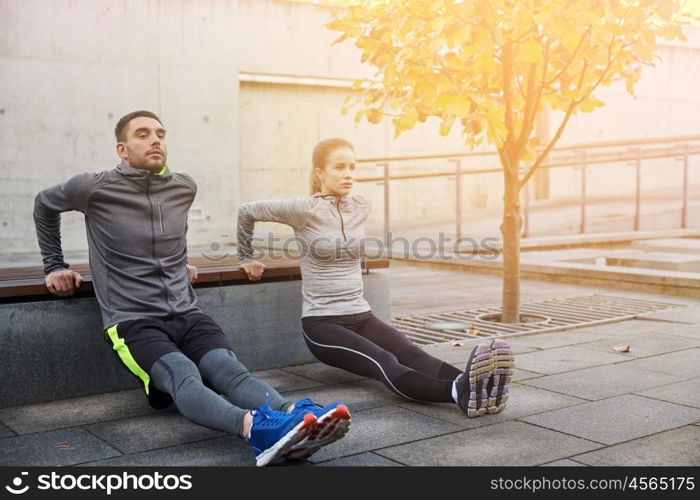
[33, 110, 350, 466]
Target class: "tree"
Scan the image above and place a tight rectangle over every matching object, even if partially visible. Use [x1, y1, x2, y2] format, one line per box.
[328, 0, 691, 322]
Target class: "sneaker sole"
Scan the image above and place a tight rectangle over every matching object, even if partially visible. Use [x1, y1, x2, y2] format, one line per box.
[255, 413, 317, 467]
[464, 344, 492, 418]
[285, 405, 352, 461]
[487, 339, 514, 414]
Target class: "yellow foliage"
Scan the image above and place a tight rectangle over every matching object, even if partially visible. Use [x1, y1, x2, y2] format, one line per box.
[522, 148, 536, 165]
[658, 24, 687, 41]
[560, 24, 582, 51]
[437, 94, 471, 117]
[579, 96, 605, 113]
[439, 116, 455, 137]
[518, 40, 541, 64]
[394, 109, 419, 137]
[447, 24, 471, 48]
[329, 0, 689, 167]
[367, 108, 383, 124]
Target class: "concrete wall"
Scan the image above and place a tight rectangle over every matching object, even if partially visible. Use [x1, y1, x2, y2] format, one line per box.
[0, 0, 241, 254]
[547, 36, 700, 201]
[2, 0, 699, 255]
[235, 0, 477, 237]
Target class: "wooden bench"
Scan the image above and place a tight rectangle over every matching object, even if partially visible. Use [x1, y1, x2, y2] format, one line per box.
[0, 256, 390, 299]
[0, 256, 390, 408]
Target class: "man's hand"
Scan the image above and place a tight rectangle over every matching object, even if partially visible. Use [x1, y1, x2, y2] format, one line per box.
[241, 260, 266, 281]
[45, 269, 83, 297]
[186, 264, 198, 284]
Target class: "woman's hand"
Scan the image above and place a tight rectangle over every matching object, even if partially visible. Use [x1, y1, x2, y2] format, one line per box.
[241, 260, 266, 281]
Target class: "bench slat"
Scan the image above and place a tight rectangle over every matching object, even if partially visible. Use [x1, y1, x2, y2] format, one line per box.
[0, 257, 390, 299]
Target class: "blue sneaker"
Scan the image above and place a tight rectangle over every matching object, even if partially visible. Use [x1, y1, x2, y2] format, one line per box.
[285, 398, 351, 460]
[246, 405, 317, 466]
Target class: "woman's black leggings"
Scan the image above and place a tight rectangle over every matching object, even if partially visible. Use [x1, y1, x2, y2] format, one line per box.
[301, 310, 462, 402]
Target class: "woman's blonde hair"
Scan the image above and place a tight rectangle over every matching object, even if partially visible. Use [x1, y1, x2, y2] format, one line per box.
[309, 138, 355, 195]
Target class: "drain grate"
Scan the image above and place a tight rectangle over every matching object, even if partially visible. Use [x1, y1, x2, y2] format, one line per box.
[392, 294, 685, 346]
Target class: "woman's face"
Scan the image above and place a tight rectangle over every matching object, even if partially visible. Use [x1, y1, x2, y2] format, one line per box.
[317, 146, 356, 196]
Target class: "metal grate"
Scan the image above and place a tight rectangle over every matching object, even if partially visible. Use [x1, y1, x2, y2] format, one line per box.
[392, 294, 686, 346]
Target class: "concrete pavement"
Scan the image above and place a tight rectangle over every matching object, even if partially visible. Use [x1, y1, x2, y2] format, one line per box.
[0, 264, 698, 466]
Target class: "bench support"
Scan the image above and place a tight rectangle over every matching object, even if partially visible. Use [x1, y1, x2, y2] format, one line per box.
[0, 272, 390, 409]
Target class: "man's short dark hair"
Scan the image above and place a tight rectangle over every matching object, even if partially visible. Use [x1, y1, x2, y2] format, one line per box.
[115, 110, 163, 142]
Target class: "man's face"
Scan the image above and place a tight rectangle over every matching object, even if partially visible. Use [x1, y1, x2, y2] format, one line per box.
[116, 116, 167, 171]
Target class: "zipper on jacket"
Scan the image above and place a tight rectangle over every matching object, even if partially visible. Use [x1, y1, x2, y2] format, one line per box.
[336, 198, 347, 242]
[147, 178, 174, 319]
[156, 197, 165, 233]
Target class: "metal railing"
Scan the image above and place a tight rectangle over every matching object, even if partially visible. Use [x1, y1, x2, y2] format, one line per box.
[355, 135, 700, 243]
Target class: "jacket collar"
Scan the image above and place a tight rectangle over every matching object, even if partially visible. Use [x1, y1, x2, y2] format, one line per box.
[116, 161, 172, 181]
[313, 192, 351, 208]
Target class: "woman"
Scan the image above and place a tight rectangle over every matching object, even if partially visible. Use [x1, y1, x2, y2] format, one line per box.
[236, 138, 513, 417]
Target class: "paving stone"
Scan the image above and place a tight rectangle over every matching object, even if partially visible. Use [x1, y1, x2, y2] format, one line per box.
[620, 349, 700, 377]
[578, 319, 696, 337]
[521, 394, 700, 445]
[425, 339, 536, 367]
[521, 363, 685, 400]
[281, 379, 404, 412]
[376, 421, 601, 466]
[314, 452, 403, 467]
[539, 459, 586, 466]
[423, 341, 485, 366]
[514, 345, 629, 375]
[0, 389, 157, 435]
[637, 305, 700, 324]
[450, 358, 558, 380]
[487, 339, 539, 356]
[512, 368, 544, 381]
[0, 423, 15, 438]
[80, 436, 254, 466]
[397, 383, 586, 427]
[504, 329, 615, 350]
[634, 379, 700, 409]
[572, 425, 700, 466]
[580, 333, 700, 358]
[0, 428, 120, 466]
[250, 368, 324, 393]
[659, 324, 700, 340]
[85, 411, 227, 454]
[307, 406, 461, 463]
[282, 363, 367, 385]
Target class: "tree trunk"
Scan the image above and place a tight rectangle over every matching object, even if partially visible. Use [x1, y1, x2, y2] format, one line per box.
[500, 166, 522, 323]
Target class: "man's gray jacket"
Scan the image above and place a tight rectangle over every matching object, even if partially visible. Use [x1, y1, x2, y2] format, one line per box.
[33, 162, 201, 329]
